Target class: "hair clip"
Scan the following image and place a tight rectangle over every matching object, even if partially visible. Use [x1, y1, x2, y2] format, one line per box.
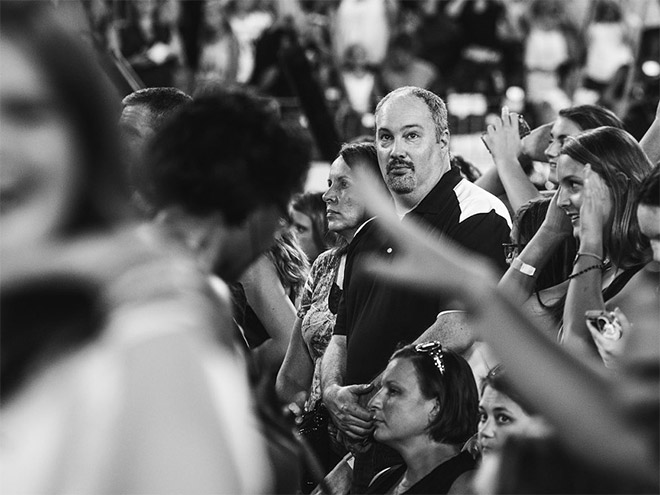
[415, 341, 445, 375]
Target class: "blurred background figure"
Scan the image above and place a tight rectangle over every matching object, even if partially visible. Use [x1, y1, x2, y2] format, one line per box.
[194, 0, 241, 90]
[289, 191, 336, 265]
[119, 86, 192, 215]
[379, 32, 438, 94]
[232, 228, 310, 373]
[107, 0, 186, 87]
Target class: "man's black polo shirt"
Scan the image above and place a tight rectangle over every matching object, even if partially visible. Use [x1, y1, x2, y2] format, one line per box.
[334, 167, 511, 385]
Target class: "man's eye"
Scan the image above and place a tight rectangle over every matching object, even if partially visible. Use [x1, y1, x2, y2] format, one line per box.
[406, 132, 418, 139]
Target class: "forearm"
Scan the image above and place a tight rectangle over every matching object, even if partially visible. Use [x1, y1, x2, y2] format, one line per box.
[640, 116, 660, 167]
[276, 318, 313, 404]
[494, 155, 542, 213]
[499, 227, 570, 305]
[475, 167, 505, 197]
[561, 255, 606, 354]
[321, 335, 347, 395]
[413, 311, 475, 355]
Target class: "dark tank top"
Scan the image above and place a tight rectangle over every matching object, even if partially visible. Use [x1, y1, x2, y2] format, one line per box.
[365, 450, 475, 494]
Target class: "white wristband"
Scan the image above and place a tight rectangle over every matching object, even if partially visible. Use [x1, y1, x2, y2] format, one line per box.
[511, 257, 537, 277]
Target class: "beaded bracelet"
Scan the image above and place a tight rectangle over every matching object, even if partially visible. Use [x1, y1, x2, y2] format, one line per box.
[574, 252, 603, 264]
[567, 263, 605, 280]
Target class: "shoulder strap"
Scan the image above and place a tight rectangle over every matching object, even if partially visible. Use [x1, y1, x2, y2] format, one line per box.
[602, 264, 645, 301]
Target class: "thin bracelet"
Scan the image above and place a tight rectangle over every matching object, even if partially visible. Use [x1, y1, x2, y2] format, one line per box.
[574, 252, 603, 264]
[568, 263, 604, 280]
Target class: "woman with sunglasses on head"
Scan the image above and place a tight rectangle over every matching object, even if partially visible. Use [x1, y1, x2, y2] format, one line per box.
[365, 342, 479, 494]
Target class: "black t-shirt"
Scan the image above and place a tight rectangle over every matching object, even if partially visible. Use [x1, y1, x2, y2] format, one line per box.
[334, 167, 511, 385]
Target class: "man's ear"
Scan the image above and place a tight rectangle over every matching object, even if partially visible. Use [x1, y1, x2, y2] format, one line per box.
[438, 129, 450, 150]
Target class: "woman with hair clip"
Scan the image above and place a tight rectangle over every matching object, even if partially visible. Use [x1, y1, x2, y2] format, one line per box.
[365, 342, 479, 494]
[1, 2, 269, 493]
[499, 126, 652, 356]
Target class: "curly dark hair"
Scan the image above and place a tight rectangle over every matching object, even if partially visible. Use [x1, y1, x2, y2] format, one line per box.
[144, 88, 311, 225]
[390, 343, 478, 445]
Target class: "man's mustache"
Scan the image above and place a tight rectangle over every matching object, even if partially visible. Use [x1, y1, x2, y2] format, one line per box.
[387, 158, 413, 172]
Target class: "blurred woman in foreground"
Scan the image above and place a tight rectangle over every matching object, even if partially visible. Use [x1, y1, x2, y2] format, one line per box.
[1, 3, 268, 493]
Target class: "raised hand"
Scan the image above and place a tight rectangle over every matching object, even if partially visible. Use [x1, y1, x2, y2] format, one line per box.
[579, 164, 612, 250]
[540, 188, 573, 238]
[586, 307, 630, 369]
[481, 106, 522, 165]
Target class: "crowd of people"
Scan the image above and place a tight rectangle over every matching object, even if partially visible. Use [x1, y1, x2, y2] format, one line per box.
[88, 0, 660, 143]
[1, 1, 659, 495]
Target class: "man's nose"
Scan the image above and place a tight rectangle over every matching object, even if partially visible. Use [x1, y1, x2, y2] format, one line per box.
[545, 140, 559, 160]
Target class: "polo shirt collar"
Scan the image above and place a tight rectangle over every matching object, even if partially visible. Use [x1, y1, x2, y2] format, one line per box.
[405, 166, 462, 217]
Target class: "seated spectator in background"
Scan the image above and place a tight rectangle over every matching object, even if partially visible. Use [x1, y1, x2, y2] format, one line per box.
[578, 0, 633, 107]
[365, 342, 478, 494]
[380, 33, 438, 94]
[119, 86, 192, 215]
[332, 0, 394, 68]
[194, 0, 240, 90]
[522, 0, 580, 126]
[478, 104, 623, 216]
[476, 365, 550, 458]
[0, 3, 272, 493]
[334, 43, 382, 141]
[107, 0, 185, 88]
[290, 191, 337, 265]
[499, 126, 652, 354]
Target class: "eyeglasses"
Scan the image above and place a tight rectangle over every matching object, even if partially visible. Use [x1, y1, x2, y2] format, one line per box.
[502, 243, 526, 265]
[414, 341, 445, 375]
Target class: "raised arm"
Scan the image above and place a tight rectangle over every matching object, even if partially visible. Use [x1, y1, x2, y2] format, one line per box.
[499, 190, 572, 307]
[561, 165, 608, 354]
[639, 99, 660, 166]
[481, 107, 542, 213]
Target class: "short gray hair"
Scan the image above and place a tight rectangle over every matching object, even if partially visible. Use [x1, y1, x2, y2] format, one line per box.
[375, 86, 448, 142]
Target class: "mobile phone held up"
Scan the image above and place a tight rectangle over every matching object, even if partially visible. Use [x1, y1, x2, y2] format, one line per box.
[481, 114, 530, 153]
[585, 310, 623, 340]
